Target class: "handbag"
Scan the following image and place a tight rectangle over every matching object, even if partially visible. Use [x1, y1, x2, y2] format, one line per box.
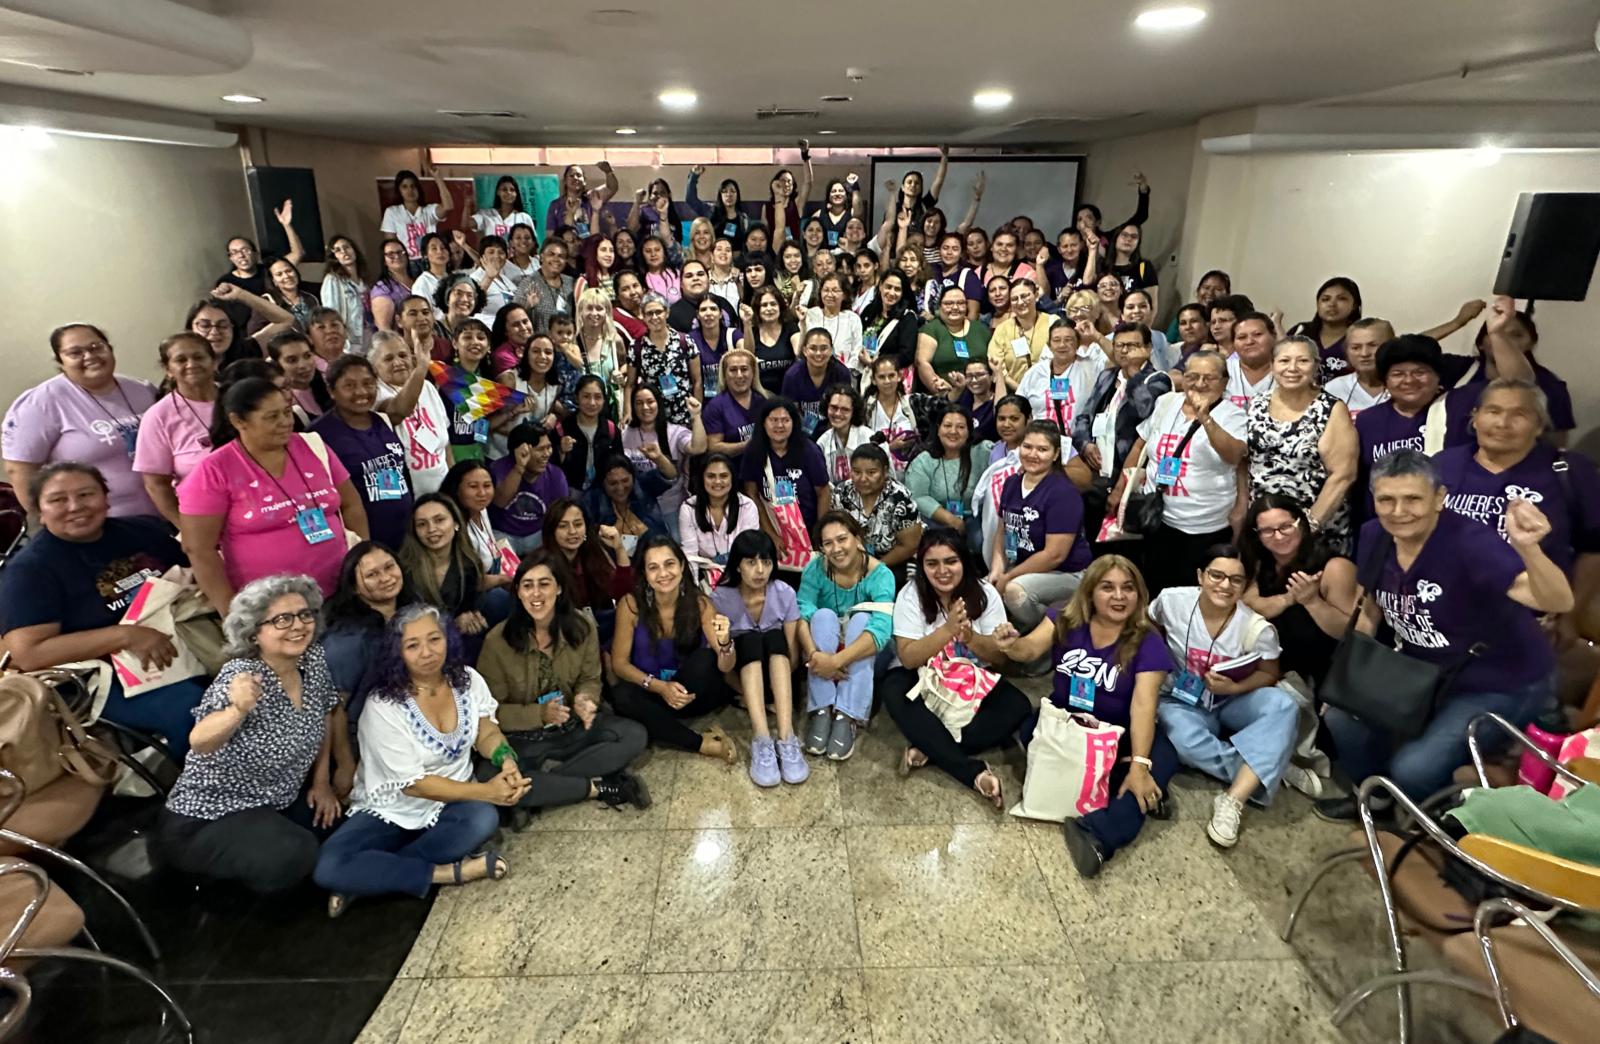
[1009, 701, 1125, 823]
[1318, 530, 1482, 739]
[907, 641, 1001, 742]
[0, 672, 119, 793]
[1123, 395, 1203, 538]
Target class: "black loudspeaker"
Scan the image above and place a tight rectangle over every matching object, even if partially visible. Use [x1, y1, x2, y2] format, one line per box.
[247, 166, 325, 263]
[1493, 192, 1600, 302]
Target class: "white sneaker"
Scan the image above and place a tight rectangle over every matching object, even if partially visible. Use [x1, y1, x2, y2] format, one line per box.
[1282, 762, 1325, 799]
[1207, 793, 1243, 848]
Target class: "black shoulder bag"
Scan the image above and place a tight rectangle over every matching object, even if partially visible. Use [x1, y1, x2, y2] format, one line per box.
[1123, 398, 1204, 538]
[1318, 530, 1482, 739]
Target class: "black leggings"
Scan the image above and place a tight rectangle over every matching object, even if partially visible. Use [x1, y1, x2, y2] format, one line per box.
[157, 795, 330, 894]
[476, 710, 649, 808]
[611, 646, 735, 751]
[880, 666, 1033, 789]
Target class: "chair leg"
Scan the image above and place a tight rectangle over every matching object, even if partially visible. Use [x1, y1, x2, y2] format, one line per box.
[1330, 969, 1497, 1025]
[93, 720, 177, 799]
[11, 947, 192, 1043]
[0, 830, 160, 961]
[0, 967, 32, 1040]
[1356, 785, 1414, 1043]
[1281, 846, 1366, 942]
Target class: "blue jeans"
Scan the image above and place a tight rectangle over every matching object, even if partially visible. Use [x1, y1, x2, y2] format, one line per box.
[806, 609, 875, 722]
[1157, 686, 1299, 804]
[100, 676, 207, 760]
[1323, 673, 1556, 800]
[1079, 730, 1181, 860]
[312, 801, 500, 899]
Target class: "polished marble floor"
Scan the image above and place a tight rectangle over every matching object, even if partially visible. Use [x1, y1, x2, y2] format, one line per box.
[32, 689, 1513, 1043]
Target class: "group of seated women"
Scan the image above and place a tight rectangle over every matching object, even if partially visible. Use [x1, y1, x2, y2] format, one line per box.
[1, 158, 1593, 897]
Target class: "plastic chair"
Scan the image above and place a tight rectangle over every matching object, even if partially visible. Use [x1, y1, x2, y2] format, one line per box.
[1282, 712, 1600, 1043]
[0, 858, 192, 1042]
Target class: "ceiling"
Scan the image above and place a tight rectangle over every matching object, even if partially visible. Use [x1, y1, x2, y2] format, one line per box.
[1, 0, 1598, 146]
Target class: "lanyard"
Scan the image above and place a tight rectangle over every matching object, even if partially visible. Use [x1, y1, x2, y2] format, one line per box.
[237, 441, 318, 512]
[74, 379, 138, 425]
[176, 392, 214, 448]
[1184, 596, 1238, 669]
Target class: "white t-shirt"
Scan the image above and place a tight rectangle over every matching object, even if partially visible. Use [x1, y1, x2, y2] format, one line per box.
[1017, 346, 1106, 434]
[379, 378, 452, 495]
[1325, 372, 1389, 419]
[412, 271, 444, 318]
[351, 669, 497, 830]
[380, 202, 445, 260]
[1225, 354, 1275, 410]
[1135, 392, 1247, 534]
[471, 208, 535, 240]
[1149, 587, 1280, 702]
[467, 267, 520, 317]
[891, 580, 1007, 668]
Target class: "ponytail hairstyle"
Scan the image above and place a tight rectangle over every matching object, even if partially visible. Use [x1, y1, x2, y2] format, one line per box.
[211, 376, 286, 449]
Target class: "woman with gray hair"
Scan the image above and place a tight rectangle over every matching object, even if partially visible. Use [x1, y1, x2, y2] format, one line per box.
[1244, 335, 1358, 554]
[157, 574, 342, 893]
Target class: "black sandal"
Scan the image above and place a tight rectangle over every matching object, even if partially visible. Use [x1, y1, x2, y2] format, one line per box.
[452, 849, 508, 885]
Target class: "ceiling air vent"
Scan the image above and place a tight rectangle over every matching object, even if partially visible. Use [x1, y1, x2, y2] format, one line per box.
[437, 109, 523, 119]
[755, 106, 821, 120]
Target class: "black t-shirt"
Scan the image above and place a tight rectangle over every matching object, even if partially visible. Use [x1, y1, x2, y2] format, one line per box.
[0, 517, 186, 635]
[669, 293, 739, 335]
[753, 322, 800, 391]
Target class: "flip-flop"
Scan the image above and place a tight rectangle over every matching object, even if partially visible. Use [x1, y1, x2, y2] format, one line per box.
[327, 894, 351, 919]
[705, 723, 738, 766]
[974, 767, 1004, 811]
[898, 747, 928, 777]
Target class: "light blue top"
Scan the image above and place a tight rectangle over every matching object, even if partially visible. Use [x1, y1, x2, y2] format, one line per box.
[796, 556, 896, 651]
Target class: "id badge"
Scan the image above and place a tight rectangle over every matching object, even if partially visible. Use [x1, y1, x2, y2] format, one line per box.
[945, 499, 965, 517]
[1155, 455, 1182, 489]
[1172, 670, 1206, 706]
[119, 423, 138, 459]
[375, 467, 407, 501]
[1003, 525, 1020, 561]
[472, 418, 489, 444]
[826, 230, 839, 247]
[1068, 676, 1096, 712]
[660, 372, 681, 397]
[723, 221, 738, 238]
[555, 296, 568, 315]
[1049, 376, 1071, 398]
[658, 668, 678, 682]
[863, 330, 878, 354]
[537, 690, 564, 705]
[713, 551, 729, 566]
[1011, 336, 1031, 360]
[295, 506, 335, 545]
[574, 220, 590, 238]
[773, 477, 797, 506]
[953, 338, 969, 359]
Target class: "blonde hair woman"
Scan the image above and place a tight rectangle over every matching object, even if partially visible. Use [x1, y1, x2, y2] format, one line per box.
[687, 216, 716, 268]
[572, 287, 628, 416]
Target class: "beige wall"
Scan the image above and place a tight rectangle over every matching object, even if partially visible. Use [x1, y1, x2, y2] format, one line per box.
[0, 135, 250, 407]
[1180, 143, 1600, 441]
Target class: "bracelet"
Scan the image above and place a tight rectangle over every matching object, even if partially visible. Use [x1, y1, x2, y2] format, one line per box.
[490, 741, 515, 769]
[1131, 755, 1153, 769]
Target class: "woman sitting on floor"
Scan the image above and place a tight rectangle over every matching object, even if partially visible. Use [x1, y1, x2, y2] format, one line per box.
[313, 603, 526, 916]
[158, 574, 341, 893]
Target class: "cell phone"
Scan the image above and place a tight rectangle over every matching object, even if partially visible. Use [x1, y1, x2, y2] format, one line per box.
[537, 691, 564, 705]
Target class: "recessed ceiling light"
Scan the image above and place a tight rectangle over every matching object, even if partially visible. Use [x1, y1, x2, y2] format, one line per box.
[817, 130, 837, 135]
[1134, 5, 1207, 30]
[615, 127, 637, 135]
[221, 93, 264, 104]
[973, 89, 1012, 111]
[657, 88, 697, 110]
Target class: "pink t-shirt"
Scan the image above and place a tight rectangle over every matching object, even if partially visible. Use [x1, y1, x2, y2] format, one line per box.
[132, 392, 214, 483]
[177, 435, 351, 595]
[2, 373, 159, 517]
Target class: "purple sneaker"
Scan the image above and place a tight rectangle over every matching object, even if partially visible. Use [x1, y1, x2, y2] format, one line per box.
[776, 735, 810, 784]
[749, 735, 780, 787]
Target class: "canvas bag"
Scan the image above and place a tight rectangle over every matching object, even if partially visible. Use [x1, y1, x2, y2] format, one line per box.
[1009, 702, 1126, 823]
[300, 431, 363, 549]
[906, 641, 1001, 742]
[0, 672, 119, 792]
[764, 454, 815, 572]
[112, 570, 209, 697]
[1549, 727, 1600, 800]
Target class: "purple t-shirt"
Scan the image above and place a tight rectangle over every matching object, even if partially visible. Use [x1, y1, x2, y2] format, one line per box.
[1050, 626, 1173, 728]
[779, 359, 852, 437]
[311, 412, 413, 551]
[702, 390, 765, 447]
[1356, 389, 1478, 467]
[689, 327, 741, 396]
[1358, 514, 1552, 693]
[3, 373, 159, 517]
[486, 457, 570, 539]
[739, 440, 829, 529]
[630, 621, 701, 678]
[998, 471, 1092, 573]
[1435, 443, 1600, 575]
[710, 580, 798, 634]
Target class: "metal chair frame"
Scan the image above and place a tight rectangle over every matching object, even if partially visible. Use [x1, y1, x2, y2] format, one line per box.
[1281, 712, 1597, 1043]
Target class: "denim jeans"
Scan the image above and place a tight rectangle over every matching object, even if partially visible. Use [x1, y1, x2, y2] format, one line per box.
[806, 609, 875, 722]
[1079, 730, 1181, 860]
[1323, 672, 1556, 800]
[1157, 686, 1300, 803]
[312, 801, 500, 899]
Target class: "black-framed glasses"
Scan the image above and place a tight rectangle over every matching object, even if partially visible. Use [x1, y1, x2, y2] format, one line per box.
[1256, 522, 1298, 539]
[265, 609, 317, 630]
[1202, 568, 1247, 588]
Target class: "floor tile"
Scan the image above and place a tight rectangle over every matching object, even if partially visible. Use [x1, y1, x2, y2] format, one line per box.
[864, 964, 1108, 1044]
[646, 827, 859, 972]
[395, 976, 642, 1044]
[428, 831, 663, 976]
[1082, 959, 1342, 1044]
[524, 747, 682, 832]
[179, 979, 394, 1044]
[632, 970, 871, 1043]
[846, 823, 1070, 967]
[352, 979, 419, 1044]
[395, 888, 458, 980]
[667, 748, 842, 828]
[835, 724, 1022, 827]
[205, 883, 434, 982]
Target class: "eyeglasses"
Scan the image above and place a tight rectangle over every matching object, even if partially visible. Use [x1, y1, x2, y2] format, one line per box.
[1202, 568, 1247, 588]
[1256, 522, 1299, 539]
[265, 608, 317, 630]
[58, 341, 111, 361]
[1187, 373, 1222, 385]
[194, 320, 233, 333]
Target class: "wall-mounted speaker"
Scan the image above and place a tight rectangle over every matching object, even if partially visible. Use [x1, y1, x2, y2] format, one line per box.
[1493, 192, 1600, 302]
[247, 166, 325, 263]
